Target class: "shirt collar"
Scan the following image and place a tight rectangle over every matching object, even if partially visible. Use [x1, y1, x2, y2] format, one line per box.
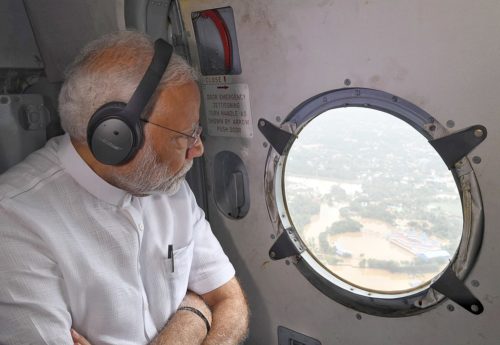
[57, 133, 130, 207]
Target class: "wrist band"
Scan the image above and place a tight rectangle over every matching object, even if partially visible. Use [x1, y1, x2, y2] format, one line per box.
[178, 306, 211, 334]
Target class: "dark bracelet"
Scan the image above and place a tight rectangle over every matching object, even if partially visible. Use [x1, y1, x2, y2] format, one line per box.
[178, 306, 211, 334]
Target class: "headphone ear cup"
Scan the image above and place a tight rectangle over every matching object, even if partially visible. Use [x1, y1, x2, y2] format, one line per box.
[87, 102, 143, 165]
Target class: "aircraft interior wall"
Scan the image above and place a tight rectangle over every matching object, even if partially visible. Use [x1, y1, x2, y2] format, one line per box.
[179, 1, 500, 344]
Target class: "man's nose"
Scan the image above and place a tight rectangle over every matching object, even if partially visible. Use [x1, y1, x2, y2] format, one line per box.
[186, 139, 204, 160]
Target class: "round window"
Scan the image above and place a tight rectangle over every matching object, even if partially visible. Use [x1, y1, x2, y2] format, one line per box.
[284, 107, 462, 294]
[264, 88, 484, 316]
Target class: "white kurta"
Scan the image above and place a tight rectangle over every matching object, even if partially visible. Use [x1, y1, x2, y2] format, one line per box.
[0, 134, 235, 345]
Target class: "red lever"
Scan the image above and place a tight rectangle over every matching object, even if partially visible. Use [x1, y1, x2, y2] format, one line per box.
[200, 9, 233, 74]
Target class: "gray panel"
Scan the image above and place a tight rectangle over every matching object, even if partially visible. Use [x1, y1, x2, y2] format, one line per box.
[0, 0, 42, 69]
[125, 0, 148, 31]
[213, 150, 250, 219]
[23, 0, 125, 82]
[0, 94, 49, 174]
[278, 326, 321, 345]
[125, 0, 191, 60]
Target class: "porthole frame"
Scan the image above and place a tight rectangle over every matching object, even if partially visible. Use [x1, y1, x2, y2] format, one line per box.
[262, 88, 485, 317]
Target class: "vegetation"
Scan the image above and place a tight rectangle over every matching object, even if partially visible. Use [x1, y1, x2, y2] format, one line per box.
[287, 191, 321, 230]
[326, 219, 363, 234]
[284, 109, 463, 282]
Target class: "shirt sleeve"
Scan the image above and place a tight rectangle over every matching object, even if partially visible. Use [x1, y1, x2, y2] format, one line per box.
[0, 207, 73, 345]
[186, 189, 236, 295]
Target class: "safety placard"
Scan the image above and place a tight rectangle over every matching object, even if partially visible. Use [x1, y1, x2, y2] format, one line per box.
[201, 83, 253, 138]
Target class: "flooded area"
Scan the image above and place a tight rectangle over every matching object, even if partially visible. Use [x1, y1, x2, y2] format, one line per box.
[286, 174, 452, 292]
[282, 109, 463, 293]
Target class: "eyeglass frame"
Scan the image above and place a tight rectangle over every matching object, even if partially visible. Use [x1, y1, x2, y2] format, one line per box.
[140, 118, 203, 149]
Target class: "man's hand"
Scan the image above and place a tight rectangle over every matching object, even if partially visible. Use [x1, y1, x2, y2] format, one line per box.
[71, 329, 92, 345]
[178, 291, 213, 326]
[70, 292, 213, 345]
[149, 291, 213, 345]
[70, 279, 248, 345]
[152, 277, 248, 345]
[201, 277, 249, 345]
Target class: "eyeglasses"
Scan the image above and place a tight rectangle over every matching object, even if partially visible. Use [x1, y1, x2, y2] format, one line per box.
[140, 119, 203, 149]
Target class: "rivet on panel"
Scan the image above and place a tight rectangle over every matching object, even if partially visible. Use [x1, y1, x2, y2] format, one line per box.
[471, 280, 480, 287]
[270, 234, 276, 240]
[472, 156, 482, 164]
[447, 304, 455, 312]
[474, 129, 484, 138]
[429, 125, 436, 132]
[356, 313, 362, 320]
[276, 116, 281, 122]
[285, 260, 291, 266]
[263, 142, 269, 148]
[259, 120, 266, 127]
[344, 79, 351, 86]
[446, 120, 455, 128]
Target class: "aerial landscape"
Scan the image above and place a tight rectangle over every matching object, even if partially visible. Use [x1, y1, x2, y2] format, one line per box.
[284, 107, 463, 293]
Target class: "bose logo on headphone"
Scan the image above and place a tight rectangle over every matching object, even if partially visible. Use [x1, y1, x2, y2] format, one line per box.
[99, 137, 124, 151]
[86, 39, 173, 165]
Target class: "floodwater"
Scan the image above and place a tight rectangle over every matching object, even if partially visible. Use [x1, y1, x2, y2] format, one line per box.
[287, 175, 447, 292]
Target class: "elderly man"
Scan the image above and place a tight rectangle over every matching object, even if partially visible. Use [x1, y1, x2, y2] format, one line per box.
[0, 31, 249, 344]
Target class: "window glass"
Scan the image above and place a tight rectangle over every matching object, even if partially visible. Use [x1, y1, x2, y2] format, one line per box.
[284, 107, 463, 293]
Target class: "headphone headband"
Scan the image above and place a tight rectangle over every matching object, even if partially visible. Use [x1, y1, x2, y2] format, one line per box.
[123, 39, 173, 119]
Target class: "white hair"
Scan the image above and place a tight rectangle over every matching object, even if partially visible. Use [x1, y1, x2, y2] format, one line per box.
[58, 30, 198, 143]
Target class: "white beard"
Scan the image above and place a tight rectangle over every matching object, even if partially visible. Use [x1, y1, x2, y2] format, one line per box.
[112, 141, 193, 196]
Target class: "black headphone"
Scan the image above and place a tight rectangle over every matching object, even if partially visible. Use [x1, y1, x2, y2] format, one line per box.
[87, 39, 173, 165]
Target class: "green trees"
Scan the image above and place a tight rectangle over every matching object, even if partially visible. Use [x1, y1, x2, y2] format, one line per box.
[288, 191, 321, 230]
[326, 219, 363, 234]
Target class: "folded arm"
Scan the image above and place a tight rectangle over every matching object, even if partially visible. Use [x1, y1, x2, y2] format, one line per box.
[73, 277, 249, 345]
[149, 276, 248, 345]
[73, 291, 211, 345]
[201, 277, 249, 345]
[148, 291, 213, 345]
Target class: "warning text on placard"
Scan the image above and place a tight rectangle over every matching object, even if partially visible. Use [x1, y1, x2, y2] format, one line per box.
[202, 84, 253, 138]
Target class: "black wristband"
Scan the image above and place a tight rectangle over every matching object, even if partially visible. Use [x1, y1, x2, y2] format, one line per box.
[178, 306, 211, 334]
